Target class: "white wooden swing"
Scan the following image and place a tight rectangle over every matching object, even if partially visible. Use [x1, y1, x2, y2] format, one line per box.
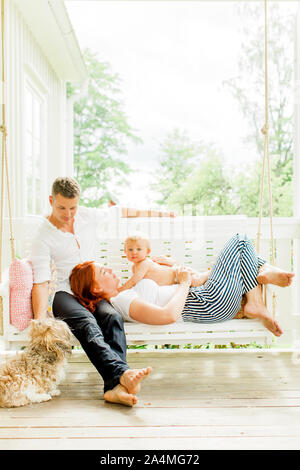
[0, 0, 280, 351]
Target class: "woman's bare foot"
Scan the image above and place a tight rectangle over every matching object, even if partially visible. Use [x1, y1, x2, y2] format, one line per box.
[257, 264, 294, 287]
[243, 286, 283, 337]
[103, 384, 138, 407]
[120, 367, 152, 395]
[260, 316, 283, 337]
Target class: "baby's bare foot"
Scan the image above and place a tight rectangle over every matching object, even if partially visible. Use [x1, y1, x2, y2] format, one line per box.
[120, 367, 152, 395]
[258, 265, 294, 287]
[104, 384, 138, 407]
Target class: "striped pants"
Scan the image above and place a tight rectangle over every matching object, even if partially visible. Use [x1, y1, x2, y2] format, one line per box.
[181, 233, 266, 323]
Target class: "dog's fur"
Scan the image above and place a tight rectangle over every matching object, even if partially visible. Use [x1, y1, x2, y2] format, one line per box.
[0, 318, 72, 407]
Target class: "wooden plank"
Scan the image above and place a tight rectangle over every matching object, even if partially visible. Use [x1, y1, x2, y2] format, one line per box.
[2, 395, 300, 415]
[66, 352, 300, 368]
[2, 391, 299, 408]
[61, 368, 300, 382]
[2, 400, 300, 422]
[61, 350, 298, 364]
[1, 424, 300, 439]
[1, 349, 298, 363]
[57, 386, 300, 399]
[125, 332, 270, 344]
[61, 376, 300, 390]
[246, 217, 300, 240]
[0, 436, 299, 450]
[5, 319, 272, 345]
[66, 350, 300, 365]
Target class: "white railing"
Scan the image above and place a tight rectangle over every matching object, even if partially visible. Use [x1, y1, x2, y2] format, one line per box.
[1, 215, 300, 349]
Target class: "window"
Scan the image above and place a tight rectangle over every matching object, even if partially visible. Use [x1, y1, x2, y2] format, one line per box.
[24, 75, 47, 215]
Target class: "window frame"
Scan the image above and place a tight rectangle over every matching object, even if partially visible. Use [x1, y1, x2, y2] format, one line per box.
[23, 66, 48, 216]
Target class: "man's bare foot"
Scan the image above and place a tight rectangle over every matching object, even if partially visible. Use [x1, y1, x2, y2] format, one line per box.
[258, 264, 294, 287]
[103, 384, 138, 407]
[120, 367, 152, 395]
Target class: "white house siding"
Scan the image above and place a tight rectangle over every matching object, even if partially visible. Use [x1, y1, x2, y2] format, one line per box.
[5, 0, 72, 219]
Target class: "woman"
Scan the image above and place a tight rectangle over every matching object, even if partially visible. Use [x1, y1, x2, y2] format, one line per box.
[70, 234, 295, 338]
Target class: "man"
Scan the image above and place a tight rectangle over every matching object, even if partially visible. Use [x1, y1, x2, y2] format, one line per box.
[31, 176, 173, 407]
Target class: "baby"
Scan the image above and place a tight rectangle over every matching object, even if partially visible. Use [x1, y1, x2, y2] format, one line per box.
[118, 232, 210, 292]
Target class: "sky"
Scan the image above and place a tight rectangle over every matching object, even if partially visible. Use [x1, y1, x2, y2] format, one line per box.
[65, 0, 297, 208]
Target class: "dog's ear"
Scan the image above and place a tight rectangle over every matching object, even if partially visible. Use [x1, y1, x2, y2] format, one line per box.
[29, 319, 39, 328]
[57, 341, 72, 356]
[42, 323, 72, 355]
[41, 327, 56, 352]
[29, 319, 50, 334]
[28, 319, 42, 339]
[29, 319, 72, 356]
[29, 320, 53, 350]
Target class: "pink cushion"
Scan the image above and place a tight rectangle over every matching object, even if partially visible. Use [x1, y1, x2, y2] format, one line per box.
[9, 258, 33, 331]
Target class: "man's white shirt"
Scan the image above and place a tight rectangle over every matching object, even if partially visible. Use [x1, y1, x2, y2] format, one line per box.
[30, 205, 121, 294]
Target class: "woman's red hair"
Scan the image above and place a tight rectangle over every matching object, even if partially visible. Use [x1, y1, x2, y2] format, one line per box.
[69, 261, 103, 313]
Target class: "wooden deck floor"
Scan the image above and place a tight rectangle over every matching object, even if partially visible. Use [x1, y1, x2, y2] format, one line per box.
[0, 350, 300, 450]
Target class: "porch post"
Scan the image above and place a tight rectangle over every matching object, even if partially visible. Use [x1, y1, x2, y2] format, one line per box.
[65, 92, 74, 176]
[293, 4, 300, 343]
[295, 5, 300, 220]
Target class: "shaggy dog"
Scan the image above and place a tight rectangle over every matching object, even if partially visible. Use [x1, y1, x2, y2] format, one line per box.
[0, 318, 72, 407]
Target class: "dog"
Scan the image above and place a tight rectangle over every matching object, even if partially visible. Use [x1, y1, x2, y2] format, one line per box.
[0, 318, 72, 407]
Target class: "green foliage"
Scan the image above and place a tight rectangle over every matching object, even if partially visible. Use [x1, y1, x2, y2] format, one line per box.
[234, 157, 293, 217]
[223, 3, 294, 216]
[168, 153, 238, 215]
[152, 128, 235, 215]
[154, 127, 293, 217]
[224, 3, 294, 161]
[69, 49, 142, 207]
[151, 128, 203, 206]
[153, 4, 294, 217]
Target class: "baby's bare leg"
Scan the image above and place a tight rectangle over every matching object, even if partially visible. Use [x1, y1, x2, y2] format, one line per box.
[190, 270, 210, 287]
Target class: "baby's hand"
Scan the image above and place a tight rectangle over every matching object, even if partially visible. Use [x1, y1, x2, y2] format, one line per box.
[151, 255, 175, 267]
[176, 266, 192, 287]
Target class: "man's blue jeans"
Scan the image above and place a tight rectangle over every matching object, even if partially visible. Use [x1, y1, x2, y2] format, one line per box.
[53, 292, 130, 392]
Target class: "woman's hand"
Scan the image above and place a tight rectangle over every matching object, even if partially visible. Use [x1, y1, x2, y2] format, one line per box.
[176, 266, 192, 287]
[151, 255, 176, 267]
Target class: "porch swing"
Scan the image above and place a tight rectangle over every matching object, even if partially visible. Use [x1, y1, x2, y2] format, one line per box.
[0, 0, 279, 350]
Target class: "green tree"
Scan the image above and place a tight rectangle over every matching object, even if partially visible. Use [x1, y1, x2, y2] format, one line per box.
[225, 3, 295, 216]
[168, 154, 237, 215]
[68, 49, 142, 207]
[153, 128, 235, 215]
[151, 128, 201, 206]
[234, 159, 293, 217]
